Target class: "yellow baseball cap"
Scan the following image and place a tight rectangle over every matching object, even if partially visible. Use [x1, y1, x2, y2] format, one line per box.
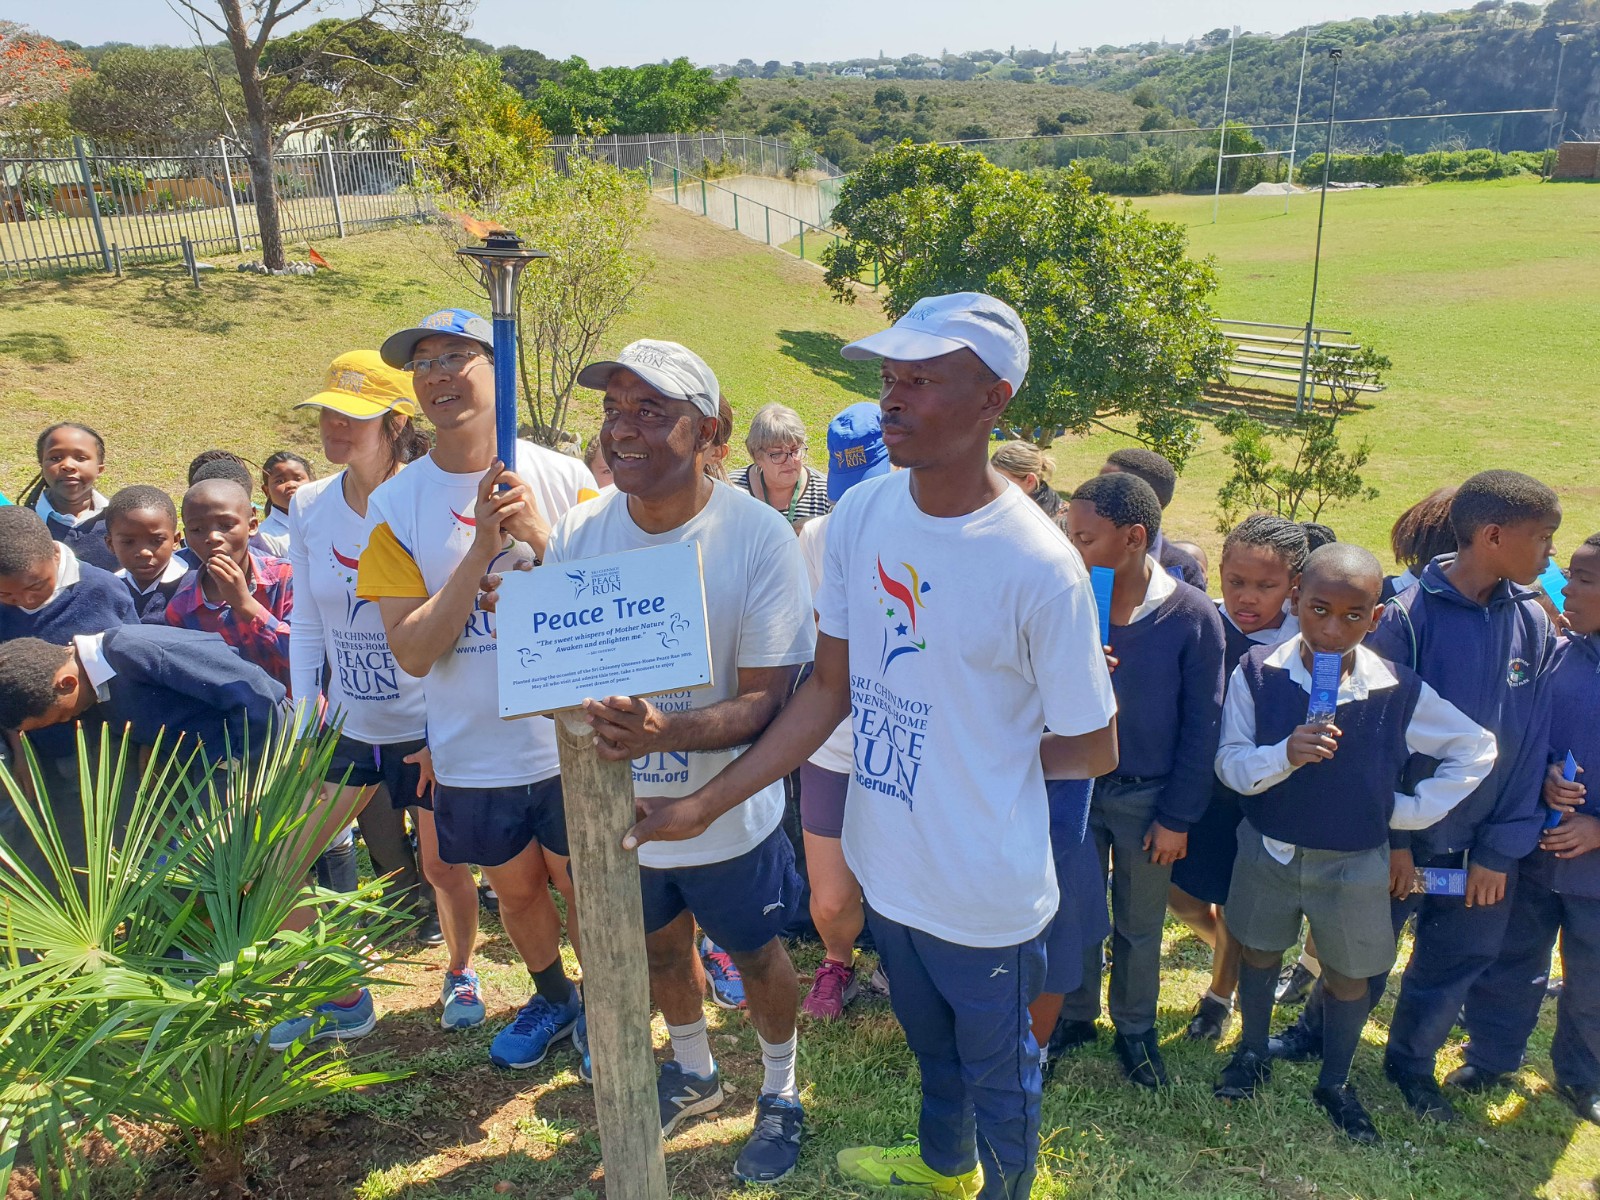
[296, 350, 421, 420]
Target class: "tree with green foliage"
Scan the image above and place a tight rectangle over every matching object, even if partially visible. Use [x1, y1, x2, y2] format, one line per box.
[529, 55, 736, 134]
[822, 141, 1228, 463]
[1214, 345, 1390, 527]
[67, 46, 230, 143]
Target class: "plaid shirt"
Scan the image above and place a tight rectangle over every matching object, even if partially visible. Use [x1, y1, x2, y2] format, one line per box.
[165, 551, 294, 689]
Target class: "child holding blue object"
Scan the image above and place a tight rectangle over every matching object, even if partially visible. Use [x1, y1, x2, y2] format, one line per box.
[1170, 515, 1307, 1042]
[1056, 471, 1226, 1088]
[1213, 544, 1494, 1143]
[1452, 533, 1600, 1123]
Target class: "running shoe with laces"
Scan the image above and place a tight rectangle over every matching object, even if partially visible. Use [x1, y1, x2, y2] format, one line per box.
[801, 957, 860, 1020]
[490, 992, 581, 1069]
[657, 1059, 724, 1136]
[266, 988, 376, 1052]
[701, 936, 746, 1009]
[439, 966, 486, 1030]
[732, 1094, 804, 1183]
[836, 1137, 982, 1197]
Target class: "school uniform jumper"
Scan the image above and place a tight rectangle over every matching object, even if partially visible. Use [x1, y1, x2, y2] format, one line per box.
[35, 492, 119, 573]
[117, 559, 190, 625]
[1059, 565, 1226, 1036]
[1459, 633, 1600, 1088]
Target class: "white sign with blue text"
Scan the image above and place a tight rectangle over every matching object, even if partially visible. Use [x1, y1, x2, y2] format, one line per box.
[496, 541, 714, 718]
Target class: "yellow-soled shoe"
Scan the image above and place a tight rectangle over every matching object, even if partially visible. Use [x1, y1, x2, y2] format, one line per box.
[835, 1138, 982, 1197]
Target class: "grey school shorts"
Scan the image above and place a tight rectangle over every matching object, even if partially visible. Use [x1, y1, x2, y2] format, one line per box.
[1224, 819, 1397, 980]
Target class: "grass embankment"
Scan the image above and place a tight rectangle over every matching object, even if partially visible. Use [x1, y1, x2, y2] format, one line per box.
[5, 182, 1600, 1199]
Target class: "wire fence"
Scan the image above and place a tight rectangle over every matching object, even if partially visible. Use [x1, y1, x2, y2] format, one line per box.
[552, 132, 843, 179]
[0, 134, 423, 281]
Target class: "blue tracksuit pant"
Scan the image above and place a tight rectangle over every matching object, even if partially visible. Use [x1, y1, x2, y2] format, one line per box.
[1460, 871, 1600, 1089]
[865, 904, 1046, 1200]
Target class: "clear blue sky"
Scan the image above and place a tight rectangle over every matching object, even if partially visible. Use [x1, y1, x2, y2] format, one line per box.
[41, 1, 1381, 63]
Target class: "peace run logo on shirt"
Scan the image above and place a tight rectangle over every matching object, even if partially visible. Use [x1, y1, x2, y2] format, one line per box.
[876, 557, 930, 671]
[330, 544, 370, 624]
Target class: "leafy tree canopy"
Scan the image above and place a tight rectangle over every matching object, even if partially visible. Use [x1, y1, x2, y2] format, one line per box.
[527, 55, 737, 135]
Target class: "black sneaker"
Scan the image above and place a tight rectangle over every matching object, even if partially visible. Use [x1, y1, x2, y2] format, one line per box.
[1214, 1048, 1272, 1100]
[478, 882, 500, 917]
[416, 911, 444, 947]
[1275, 962, 1316, 1007]
[1313, 1083, 1381, 1145]
[1557, 1083, 1600, 1126]
[1267, 1021, 1323, 1062]
[657, 1060, 724, 1136]
[1384, 1058, 1456, 1123]
[1048, 1018, 1101, 1057]
[1113, 1030, 1168, 1089]
[1443, 1064, 1506, 1094]
[732, 1095, 804, 1183]
[1185, 995, 1231, 1041]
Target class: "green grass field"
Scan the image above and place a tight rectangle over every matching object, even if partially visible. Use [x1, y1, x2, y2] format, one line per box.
[5, 181, 1600, 1199]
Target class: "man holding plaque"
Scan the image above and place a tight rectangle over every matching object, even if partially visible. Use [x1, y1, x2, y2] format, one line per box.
[504, 339, 815, 1184]
[620, 295, 1119, 1200]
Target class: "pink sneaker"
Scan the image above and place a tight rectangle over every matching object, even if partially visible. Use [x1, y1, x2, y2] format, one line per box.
[802, 958, 860, 1020]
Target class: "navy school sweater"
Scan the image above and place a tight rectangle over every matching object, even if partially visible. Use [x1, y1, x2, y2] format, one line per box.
[1105, 579, 1226, 831]
[1523, 634, 1600, 899]
[1156, 535, 1207, 591]
[1238, 644, 1425, 851]
[85, 624, 287, 764]
[43, 508, 119, 573]
[122, 575, 187, 624]
[1366, 555, 1556, 872]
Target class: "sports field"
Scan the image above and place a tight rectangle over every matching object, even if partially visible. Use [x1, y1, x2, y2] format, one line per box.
[3, 181, 1599, 1198]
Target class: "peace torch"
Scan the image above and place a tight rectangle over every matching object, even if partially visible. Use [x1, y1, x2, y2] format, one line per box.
[456, 227, 548, 473]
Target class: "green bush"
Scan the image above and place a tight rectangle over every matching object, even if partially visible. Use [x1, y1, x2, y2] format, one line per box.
[95, 164, 149, 195]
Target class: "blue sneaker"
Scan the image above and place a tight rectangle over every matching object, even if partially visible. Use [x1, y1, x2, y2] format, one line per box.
[658, 1059, 724, 1136]
[574, 1009, 592, 1084]
[733, 1094, 805, 1183]
[266, 988, 376, 1051]
[490, 992, 580, 1070]
[701, 937, 746, 1010]
[440, 967, 486, 1030]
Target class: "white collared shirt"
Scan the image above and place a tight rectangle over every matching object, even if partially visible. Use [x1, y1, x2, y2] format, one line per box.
[1127, 554, 1179, 624]
[115, 556, 188, 596]
[72, 631, 117, 702]
[1215, 635, 1497, 863]
[257, 509, 291, 558]
[19, 543, 82, 615]
[35, 490, 109, 529]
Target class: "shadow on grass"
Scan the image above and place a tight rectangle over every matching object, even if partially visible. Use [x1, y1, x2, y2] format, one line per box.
[1192, 382, 1381, 430]
[776, 329, 880, 400]
[0, 330, 76, 364]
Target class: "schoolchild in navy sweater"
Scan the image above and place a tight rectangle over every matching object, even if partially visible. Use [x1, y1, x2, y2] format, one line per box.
[1454, 534, 1600, 1123]
[22, 422, 120, 573]
[1056, 471, 1225, 1088]
[1213, 544, 1494, 1143]
[1098, 447, 1207, 589]
[104, 486, 188, 624]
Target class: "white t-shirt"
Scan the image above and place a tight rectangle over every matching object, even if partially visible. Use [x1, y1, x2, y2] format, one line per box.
[815, 472, 1117, 948]
[358, 441, 598, 788]
[547, 482, 815, 868]
[257, 508, 292, 558]
[289, 471, 427, 745]
[798, 514, 854, 775]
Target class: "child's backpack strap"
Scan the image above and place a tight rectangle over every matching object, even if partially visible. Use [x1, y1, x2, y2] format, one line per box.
[1383, 594, 1421, 672]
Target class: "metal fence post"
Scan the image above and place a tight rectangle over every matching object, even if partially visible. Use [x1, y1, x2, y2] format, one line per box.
[218, 137, 245, 252]
[701, 179, 707, 215]
[672, 167, 679, 205]
[799, 224, 805, 260]
[732, 193, 738, 232]
[765, 205, 771, 245]
[73, 137, 113, 272]
[324, 141, 346, 237]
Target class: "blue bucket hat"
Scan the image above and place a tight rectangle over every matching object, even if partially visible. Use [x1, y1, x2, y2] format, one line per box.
[380, 308, 495, 369]
[826, 402, 891, 503]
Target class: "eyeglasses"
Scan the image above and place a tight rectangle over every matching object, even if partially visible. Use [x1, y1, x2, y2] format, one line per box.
[760, 446, 805, 464]
[404, 349, 485, 376]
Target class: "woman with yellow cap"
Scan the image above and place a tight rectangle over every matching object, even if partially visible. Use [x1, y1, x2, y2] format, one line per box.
[264, 351, 477, 1050]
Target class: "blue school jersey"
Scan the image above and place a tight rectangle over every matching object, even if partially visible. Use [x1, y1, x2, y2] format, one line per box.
[1524, 634, 1600, 899]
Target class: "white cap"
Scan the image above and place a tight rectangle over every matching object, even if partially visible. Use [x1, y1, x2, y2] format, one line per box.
[840, 292, 1030, 394]
[576, 339, 720, 418]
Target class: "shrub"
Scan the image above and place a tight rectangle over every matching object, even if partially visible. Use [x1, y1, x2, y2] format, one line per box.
[95, 164, 148, 195]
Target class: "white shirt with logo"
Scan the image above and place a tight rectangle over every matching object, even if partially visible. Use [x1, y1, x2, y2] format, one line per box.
[815, 471, 1117, 948]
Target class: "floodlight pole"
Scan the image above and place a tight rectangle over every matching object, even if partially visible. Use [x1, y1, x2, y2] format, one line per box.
[1284, 26, 1312, 214]
[1297, 47, 1342, 415]
[1545, 34, 1575, 180]
[1212, 30, 1237, 224]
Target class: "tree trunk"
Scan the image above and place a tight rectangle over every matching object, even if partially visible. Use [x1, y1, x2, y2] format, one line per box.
[217, 1, 285, 270]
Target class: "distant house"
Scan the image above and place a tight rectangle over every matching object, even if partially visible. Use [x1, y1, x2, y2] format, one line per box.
[996, 55, 1017, 67]
[840, 66, 866, 78]
[1065, 53, 1089, 65]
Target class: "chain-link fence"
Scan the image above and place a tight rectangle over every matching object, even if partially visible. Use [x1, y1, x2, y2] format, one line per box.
[551, 132, 843, 180]
[1, 134, 422, 280]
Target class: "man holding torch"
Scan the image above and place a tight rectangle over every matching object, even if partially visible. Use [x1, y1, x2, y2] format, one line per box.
[356, 308, 599, 1069]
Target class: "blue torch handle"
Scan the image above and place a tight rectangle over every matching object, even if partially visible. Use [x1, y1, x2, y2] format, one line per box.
[493, 315, 518, 481]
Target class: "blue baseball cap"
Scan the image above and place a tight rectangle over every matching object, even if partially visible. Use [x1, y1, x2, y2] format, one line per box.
[380, 308, 495, 369]
[826, 403, 891, 502]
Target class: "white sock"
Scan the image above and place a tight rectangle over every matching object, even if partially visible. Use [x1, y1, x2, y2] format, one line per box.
[1298, 952, 1323, 978]
[758, 1031, 799, 1101]
[1205, 988, 1234, 1012]
[666, 1016, 714, 1078]
[1039, 1045, 1050, 1069]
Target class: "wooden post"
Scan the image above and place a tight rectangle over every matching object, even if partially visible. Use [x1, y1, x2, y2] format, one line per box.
[553, 710, 668, 1200]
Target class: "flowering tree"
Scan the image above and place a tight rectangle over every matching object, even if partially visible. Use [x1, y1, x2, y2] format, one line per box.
[0, 21, 87, 132]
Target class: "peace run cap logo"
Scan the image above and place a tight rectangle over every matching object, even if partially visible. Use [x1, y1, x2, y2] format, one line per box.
[295, 349, 421, 420]
[876, 557, 930, 670]
[575, 339, 721, 419]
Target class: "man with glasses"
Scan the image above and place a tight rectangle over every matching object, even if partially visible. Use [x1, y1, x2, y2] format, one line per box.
[356, 309, 599, 1069]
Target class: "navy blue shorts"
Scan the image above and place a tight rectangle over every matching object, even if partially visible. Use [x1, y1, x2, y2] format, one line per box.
[327, 735, 430, 811]
[433, 776, 568, 867]
[639, 823, 803, 954]
[1044, 780, 1110, 994]
[1170, 786, 1243, 906]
